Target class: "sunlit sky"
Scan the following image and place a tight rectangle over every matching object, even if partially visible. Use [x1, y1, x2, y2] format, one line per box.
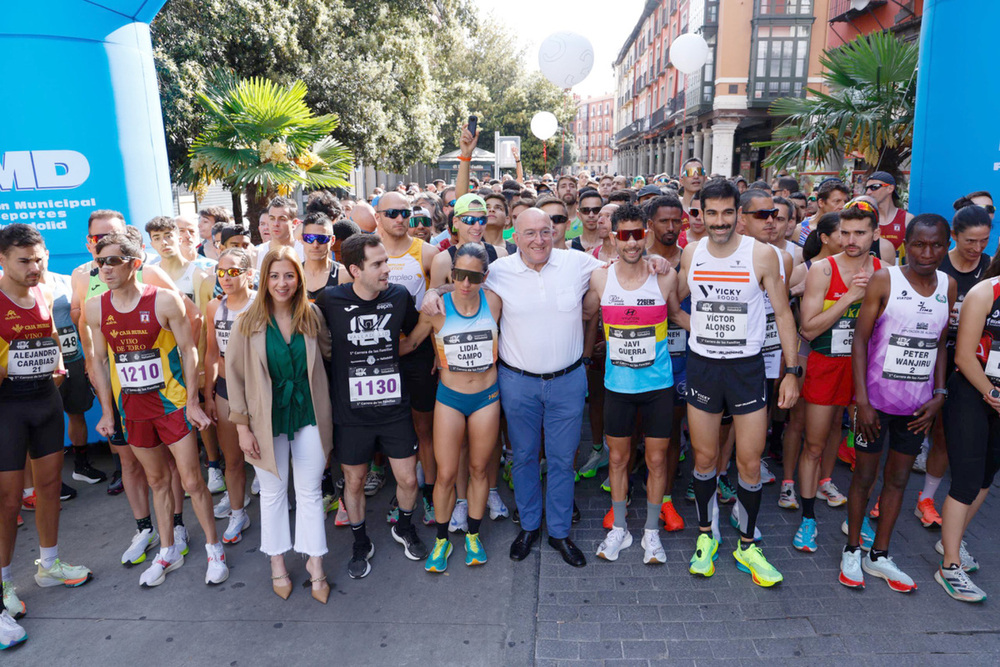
[484, 0, 648, 100]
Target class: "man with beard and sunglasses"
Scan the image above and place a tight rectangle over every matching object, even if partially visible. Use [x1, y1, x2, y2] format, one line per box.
[864, 171, 912, 262]
[678, 178, 800, 588]
[582, 204, 689, 565]
[407, 206, 435, 244]
[570, 189, 605, 254]
[376, 190, 441, 524]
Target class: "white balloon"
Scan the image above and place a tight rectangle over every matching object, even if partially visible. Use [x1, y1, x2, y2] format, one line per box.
[538, 31, 594, 89]
[530, 112, 559, 141]
[670, 33, 710, 75]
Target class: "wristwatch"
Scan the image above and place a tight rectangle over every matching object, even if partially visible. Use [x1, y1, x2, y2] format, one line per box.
[582, 357, 593, 367]
[784, 366, 803, 378]
[932, 388, 948, 398]
[990, 388, 1000, 400]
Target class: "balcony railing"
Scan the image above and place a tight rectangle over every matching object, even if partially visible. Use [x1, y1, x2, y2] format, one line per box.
[829, 0, 887, 22]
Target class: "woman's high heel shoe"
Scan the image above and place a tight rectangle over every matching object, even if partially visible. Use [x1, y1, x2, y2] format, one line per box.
[272, 573, 292, 600]
[310, 574, 330, 604]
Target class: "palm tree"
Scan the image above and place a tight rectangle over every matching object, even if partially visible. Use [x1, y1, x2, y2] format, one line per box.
[182, 70, 354, 240]
[755, 31, 918, 180]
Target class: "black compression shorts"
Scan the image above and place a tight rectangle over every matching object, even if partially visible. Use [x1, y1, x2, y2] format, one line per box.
[0, 383, 65, 472]
[604, 387, 675, 439]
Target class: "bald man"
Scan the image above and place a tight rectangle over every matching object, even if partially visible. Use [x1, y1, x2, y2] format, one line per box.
[350, 201, 378, 234]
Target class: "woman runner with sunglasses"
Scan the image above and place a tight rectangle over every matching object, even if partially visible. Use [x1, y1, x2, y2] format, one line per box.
[302, 212, 349, 301]
[203, 249, 256, 544]
[404, 243, 501, 572]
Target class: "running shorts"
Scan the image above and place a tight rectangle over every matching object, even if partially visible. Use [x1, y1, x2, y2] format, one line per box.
[605, 387, 675, 439]
[215, 376, 229, 402]
[685, 352, 768, 416]
[436, 382, 499, 417]
[0, 382, 64, 471]
[802, 351, 853, 407]
[401, 341, 438, 412]
[943, 372, 1000, 505]
[124, 410, 192, 449]
[853, 409, 923, 457]
[334, 417, 418, 466]
[59, 357, 94, 415]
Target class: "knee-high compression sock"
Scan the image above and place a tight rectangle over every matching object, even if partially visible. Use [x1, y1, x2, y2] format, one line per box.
[737, 475, 763, 541]
[645, 502, 660, 531]
[693, 470, 717, 529]
[612, 500, 627, 529]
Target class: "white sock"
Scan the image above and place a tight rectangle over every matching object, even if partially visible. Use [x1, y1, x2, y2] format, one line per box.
[1, 566, 11, 582]
[206, 542, 224, 556]
[39, 545, 58, 569]
[921, 474, 943, 502]
[231, 507, 247, 521]
[22, 487, 33, 499]
[159, 545, 178, 562]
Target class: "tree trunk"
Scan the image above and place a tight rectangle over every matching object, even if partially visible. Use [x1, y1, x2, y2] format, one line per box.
[244, 184, 273, 245]
[230, 188, 244, 230]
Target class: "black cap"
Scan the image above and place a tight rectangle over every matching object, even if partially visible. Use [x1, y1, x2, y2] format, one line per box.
[867, 171, 896, 186]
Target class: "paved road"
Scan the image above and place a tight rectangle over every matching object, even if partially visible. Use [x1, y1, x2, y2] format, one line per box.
[5, 429, 1000, 666]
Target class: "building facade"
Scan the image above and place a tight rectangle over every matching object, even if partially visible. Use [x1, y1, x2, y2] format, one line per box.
[573, 94, 615, 175]
[613, 0, 833, 181]
[827, 0, 922, 48]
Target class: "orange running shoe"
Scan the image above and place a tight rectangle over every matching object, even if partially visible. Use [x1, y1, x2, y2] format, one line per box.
[660, 500, 685, 532]
[869, 498, 880, 520]
[837, 437, 856, 470]
[603, 506, 614, 530]
[16, 514, 23, 528]
[915, 495, 942, 528]
[20, 492, 36, 512]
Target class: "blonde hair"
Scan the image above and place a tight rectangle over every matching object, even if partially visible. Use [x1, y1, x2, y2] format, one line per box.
[238, 246, 319, 337]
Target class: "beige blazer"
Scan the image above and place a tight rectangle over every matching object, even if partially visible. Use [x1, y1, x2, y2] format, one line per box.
[225, 303, 333, 478]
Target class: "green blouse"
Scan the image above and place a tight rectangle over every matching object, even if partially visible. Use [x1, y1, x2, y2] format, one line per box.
[266, 317, 316, 439]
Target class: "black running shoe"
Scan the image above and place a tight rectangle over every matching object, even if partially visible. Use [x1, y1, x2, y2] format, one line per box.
[73, 462, 107, 485]
[107, 470, 124, 496]
[60, 483, 77, 501]
[391, 523, 428, 560]
[348, 539, 375, 579]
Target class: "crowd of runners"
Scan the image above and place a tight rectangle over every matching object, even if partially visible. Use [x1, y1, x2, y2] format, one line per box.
[0, 122, 997, 649]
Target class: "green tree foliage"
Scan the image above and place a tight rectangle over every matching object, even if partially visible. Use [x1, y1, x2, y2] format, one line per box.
[152, 0, 576, 180]
[755, 32, 918, 179]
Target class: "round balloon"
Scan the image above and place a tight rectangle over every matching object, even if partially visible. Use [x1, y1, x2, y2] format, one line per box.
[530, 112, 558, 141]
[670, 33, 710, 75]
[538, 32, 594, 89]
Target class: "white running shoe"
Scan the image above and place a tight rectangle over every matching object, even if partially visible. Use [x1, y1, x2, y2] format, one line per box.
[364, 469, 386, 497]
[222, 512, 251, 544]
[759, 459, 776, 485]
[139, 552, 184, 587]
[121, 528, 159, 566]
[0, 610, 26, 650]
[487, 489, 509, 520]
[862, 553, 917, 592]
[641, 529, 666, 564]
[577, 443, 610, 479]
[34, 559, 92, 588]
[2, 582, 24, 620]
[213, 492, 232, 519]
[818, 480, 847, 507]
[250, 474, 261, 495]
[838, 548, 865, 588]
[449, 499, 469, 533]
[935, 539, 979, 573]
[174, 525, 190, 556]
[596, 526, 633, 561]
[205, 544, 229, 585]
[778, 481, 799, 510]
[936, 564, 986, 602]
[207, 467, 226, 494]
[912, 448, 928, 473]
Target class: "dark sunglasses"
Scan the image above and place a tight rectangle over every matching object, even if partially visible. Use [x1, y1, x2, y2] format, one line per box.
[447, 199, 457, 207]
[88, 233, 110, 245]
[579, 207, 602, 215]
[614, 228, 647, 242]
[95, 255, 137, 267]
[688, 208, 701, 218]
[745, 208, 778, 220]
[459, 215, 487, 226]
[865, 183, 885, 192]
[409, 216, 433, 228]
[451, 268, 485, 284]
[807, 195, 818, 202]
[549, 214, 569, 225]
[986, 205, 997, 215]
[379, 208, 412, 219]
[216, 267, 248, 278]
[302, 233, 332, 245]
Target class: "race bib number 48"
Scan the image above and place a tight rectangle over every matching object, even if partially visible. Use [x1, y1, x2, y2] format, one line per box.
[116, 350, 166, 394]
[57, 325, 79, 358]
[7, 338, 59, 380]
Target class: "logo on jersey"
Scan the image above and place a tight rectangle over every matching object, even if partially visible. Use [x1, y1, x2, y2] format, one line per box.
[11, 324, 23, 334]
[935, 294, 947, 303]
[377, 302, 393, 310]
[347, 314, 392, 346]
[105, 315, 117, 326]
[636, 299, 655, 306]
[140, 311, 150, 323]
[606, 294, 624, 305]
[344, 305, 359, 312]
[4, 309, 16, 320]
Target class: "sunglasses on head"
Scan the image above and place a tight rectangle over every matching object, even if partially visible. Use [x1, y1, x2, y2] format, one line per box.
[683, 167, 706, 177]
[864, 183, 885, 192]
[579, 206, 602, 215]
[409, 216, 433, 228]
[216, 267, 248, 278]
[745, 208, 778, 220]
[688, 208, 701, 218]
[549, 214, 569, 225]
[380, 208, 411, 219]
[95, 255, 136, 267]
[459, 215, 487, 226]
[844, 199, 878, 216]
[88, 233, 110, 245]
[302, 233, 332, 245]
[451, 268, 485, 284]
[614, 228, 647, 242]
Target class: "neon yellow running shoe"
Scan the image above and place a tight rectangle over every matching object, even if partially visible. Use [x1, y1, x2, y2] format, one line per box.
[465, 533, 487, 566]
[733, 542, 783, 587]
[425, 538, 453, 573]
[689, 533, 719, 577]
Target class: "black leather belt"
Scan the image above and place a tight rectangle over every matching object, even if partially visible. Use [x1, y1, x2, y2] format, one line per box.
[499, 358, 583, 380]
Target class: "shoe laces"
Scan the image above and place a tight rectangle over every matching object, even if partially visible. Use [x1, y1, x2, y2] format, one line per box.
[431, 539, 449, 558]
